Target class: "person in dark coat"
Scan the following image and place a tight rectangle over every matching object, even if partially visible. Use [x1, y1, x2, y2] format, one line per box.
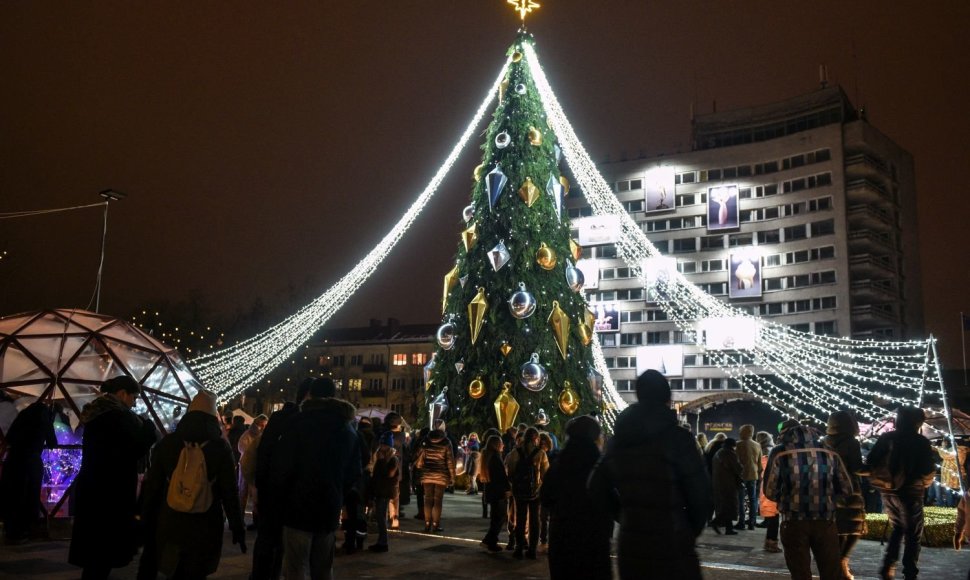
[250, 378, 311, 580]
[68, 376, 158, 580]
[589, 370, 712, 580]
[866, 406, 941, 580]
[541, 415, 612, 580]
[384, 412, 411, 527]
[409, 427, 430, 521]
[0, 399, 57, 544]
[227, 415, 246, 464]
[270, 378, 361, 580]
[479, 434, 510, 551]
[368, 431, 400, 553]
[822, 410, 866, 579]
[414, 428, 455, 533]
[140, 390, 246, 578]
[711, 438, 743, 534]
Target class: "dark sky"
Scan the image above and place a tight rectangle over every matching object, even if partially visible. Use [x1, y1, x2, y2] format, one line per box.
[2, 2, 968, 368]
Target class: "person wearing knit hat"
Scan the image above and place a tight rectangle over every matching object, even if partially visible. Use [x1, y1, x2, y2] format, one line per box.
[188, 390, 219, 417]
[139, 384, 247, 579]
[369, 429, 401, 553]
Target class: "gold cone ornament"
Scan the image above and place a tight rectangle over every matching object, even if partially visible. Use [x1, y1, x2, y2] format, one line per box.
[442, 265, 459, 314]
[569, 239, 582, 262]
[467, 287, 488, 345]
[576, 322, 592, 346]
[499, 78, 509, 102]
[519, 177, 540, 207]
[558, 380, 580, 416]
[494, 382, 520, 431]
[462, 223, 478, 252]
[500, 341, 512, 357]
[528, 126, 542, 146]
[559, 175, 570, 195]
[536, 243, 557, 270]
[584, 308, 596, 331]
[473, 163, 485, 182]
[469, 377, 486, 399]
[548, 300, 570, 359]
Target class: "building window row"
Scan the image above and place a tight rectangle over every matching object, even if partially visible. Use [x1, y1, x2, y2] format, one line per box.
[763, 270, 837, 292]
[591, 288, 645, 302]
[758, 296, 837, 316]
[600, 266, 634, 280]
[740, 195, 832, 224]
[675, 149, 831, 185]
[604, 356, 637, 369]
[612, 178, 644, 193]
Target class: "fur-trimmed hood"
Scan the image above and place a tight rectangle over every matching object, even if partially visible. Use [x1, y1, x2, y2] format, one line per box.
[300, 396, 356, 422]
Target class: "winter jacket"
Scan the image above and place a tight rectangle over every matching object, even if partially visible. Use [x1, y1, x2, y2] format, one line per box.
[416, 430, 455, 487]
[758, 455, 778, 518]
[140, 411, 245, 577]
[588, 402, 711, 580]
[371, 454, 401, 499]
[541, 438, 612, 580]
[69, 395, 158, 570]
[388, 429, 412, 503]
[482, 451, 511, 502]
[822, 411, 866, 535]
[269, 397, 362, 533]
[712, 447, 742, 524]
[252, 401, 298, 531]
[736, 425, 762, 481]
[504, 442, 549, 500]
[764, 425, 851, 521]
[865, 408, 941, 498]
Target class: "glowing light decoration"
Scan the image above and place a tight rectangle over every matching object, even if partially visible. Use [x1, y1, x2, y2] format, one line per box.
[190, 58, 512, 400]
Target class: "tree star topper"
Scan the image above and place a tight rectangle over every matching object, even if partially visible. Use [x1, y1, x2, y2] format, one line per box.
[508, 0, 540, 24]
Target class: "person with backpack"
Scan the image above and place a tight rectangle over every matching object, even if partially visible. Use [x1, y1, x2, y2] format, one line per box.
[414, 427, 455, 533]
[865, 406, 941, 580]
[368, 431, 401, 553]
[69, 376, 159, 580]
[270, 378, 361, 580]
[140, 390, 247, 579]
[503, 427, 549, 559]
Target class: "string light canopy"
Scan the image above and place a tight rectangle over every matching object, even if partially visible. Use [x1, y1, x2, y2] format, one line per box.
[188, 30, 956, 473]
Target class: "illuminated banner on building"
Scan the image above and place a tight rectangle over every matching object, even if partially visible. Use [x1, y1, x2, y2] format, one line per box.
[707, 184, 739, 231]
[729, 250, 762, 299]
[641, 256, 678, 302]
[635, 345, 684, 377]
[700, 316, 759, 350]
[644, 167, 676, 213]
[592, 302, 619, 333]
[573, 215, 621, 246]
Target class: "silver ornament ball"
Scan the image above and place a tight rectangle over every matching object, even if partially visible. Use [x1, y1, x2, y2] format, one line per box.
[462, 204, 475, 223]
[436, 322, 457, 350]
[495, 131, 511, 149]
[520, 353, 549, 392]
[508, 282, 537, 319]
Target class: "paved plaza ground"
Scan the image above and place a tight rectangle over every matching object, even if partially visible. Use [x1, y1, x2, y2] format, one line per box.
[1, 493, 968, 579]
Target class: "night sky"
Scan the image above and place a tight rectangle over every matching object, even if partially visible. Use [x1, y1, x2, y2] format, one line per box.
[2, 2, 968, 368]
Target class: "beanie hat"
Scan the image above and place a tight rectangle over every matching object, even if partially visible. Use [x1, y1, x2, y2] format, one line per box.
[635, 369, 671, 406]
[778, 418, 799, 434]
[188, 390, 219, 418]
[309, 377, 336, 399]
[379, 431, 395, 447]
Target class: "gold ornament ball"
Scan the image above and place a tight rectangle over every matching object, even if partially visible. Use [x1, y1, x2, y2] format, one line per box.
[528, 126, 543, 146]
[559, 381, 580, 416]
[473, 163, 485, 182]
[536, 242, 558, 270]
[469, 377, 486, 399]
[511, 51, 523, 63]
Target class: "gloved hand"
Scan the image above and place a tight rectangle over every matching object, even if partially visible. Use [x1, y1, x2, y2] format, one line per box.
[955, 533, 964, 551]
[232, 528, 247, 554]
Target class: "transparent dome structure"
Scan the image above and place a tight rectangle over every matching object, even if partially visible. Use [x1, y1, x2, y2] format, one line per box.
[0, 309, 201, 434]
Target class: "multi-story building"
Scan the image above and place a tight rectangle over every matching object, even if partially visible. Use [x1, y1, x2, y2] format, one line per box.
[307, 318, 435, 424]
[567, 86, 922, 407]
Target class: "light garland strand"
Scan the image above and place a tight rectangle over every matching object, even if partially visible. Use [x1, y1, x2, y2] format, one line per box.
[190, 58, 512, 400]
[523, 43, 947, 428]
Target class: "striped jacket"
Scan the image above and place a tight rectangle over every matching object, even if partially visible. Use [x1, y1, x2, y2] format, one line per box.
[764, 425, 851, 521]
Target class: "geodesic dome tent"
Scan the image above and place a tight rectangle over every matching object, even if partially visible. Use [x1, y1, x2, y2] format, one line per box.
[0, 309, 201, 434]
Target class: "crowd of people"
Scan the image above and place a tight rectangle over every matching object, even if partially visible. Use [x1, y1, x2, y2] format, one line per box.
[0, 370, 967, 580]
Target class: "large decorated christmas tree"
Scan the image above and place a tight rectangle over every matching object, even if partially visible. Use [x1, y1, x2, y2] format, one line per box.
[425, 28, 604, 436]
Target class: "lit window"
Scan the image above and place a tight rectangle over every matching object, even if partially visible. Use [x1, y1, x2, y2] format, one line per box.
[411, 353, 428, 365]
[392, 353, 408, 366]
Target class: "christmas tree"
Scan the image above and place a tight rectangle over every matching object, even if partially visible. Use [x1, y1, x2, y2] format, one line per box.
[426, 30, 603, 436]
